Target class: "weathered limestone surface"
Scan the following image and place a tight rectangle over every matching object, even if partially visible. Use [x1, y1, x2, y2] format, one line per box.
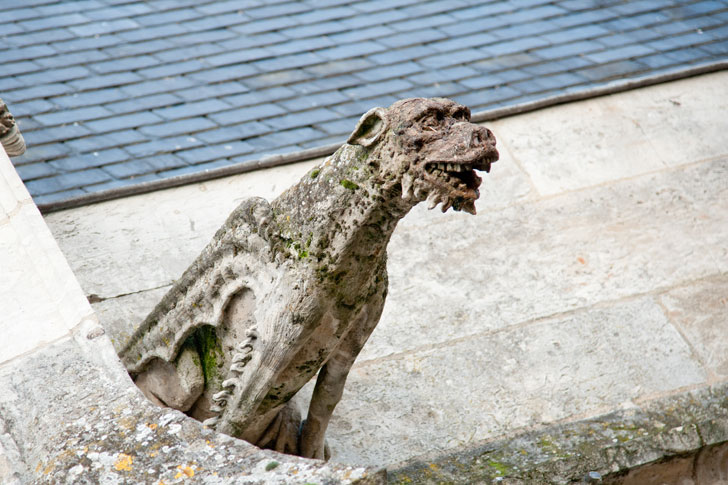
[0, 146, 383, 484]
[44, 72, 728, 479]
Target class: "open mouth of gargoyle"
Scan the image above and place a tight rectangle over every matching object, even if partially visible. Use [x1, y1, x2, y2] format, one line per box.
[422, 157, 495, 214]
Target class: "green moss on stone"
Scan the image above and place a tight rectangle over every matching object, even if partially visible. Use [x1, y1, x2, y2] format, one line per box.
[340, 179, 359, 190]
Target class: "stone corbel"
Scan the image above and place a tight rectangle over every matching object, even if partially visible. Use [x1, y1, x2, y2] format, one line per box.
[0, 98, 26, 157]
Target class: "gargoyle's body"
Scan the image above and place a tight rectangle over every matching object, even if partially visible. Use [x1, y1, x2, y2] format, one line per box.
[120, 98, 498, 459]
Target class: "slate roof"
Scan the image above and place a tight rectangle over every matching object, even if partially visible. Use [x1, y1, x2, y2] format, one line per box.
[2, 0, 727, 207]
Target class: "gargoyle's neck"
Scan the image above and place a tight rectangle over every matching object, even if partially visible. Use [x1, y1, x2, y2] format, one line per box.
[270, 144, 414, 289]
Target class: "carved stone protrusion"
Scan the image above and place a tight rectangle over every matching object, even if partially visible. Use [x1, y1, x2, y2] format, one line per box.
[120, 97, 499, 460]
[0, 98, 25, 157]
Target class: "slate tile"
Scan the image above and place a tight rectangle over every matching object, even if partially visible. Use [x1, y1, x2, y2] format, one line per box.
[290, 6, 353, 24]
[646, 32, 713, 51]
[352, 0, 420, 13]
[379, 29, 448, 48]
[0, 44, 55, 63]
[22, 125, 93, 145]
[105, 94, 182, 114]
[53, 88, 127, 109]
[53, 33, 123, 53]
[195, 122, 272, 144]
[3, 28, 76, 47]
[186, 64, 259, 83]
[330, 96, 400, 116]
[84, 173, 161, 191]
[306, 59, 375, 77]
[84, 3, 151, 19]
[268, 37, 334, 56]
[65, 130, 147, 152]
[218, 32, 289, 50]
[49, 148, 130, 171]
[410, 65, 480, 85]
[36, 49, 110, 69]
[15, 66, 90, 86]
[102, 159, 156, 178]
[0, 7, 40, 22]
[8, 99, 55, 117]
[86, 111, 164, 133]
[121, 77, 198, 97]
[316, 117, 360, 135]
[459, 75, 507, 91]
[156, 160, 229, 179]
[400, 0, 466, 17]
[533, 40, 605, 59]
[222, 86, 296, 107]
[575, 59, 649, 81]
[137, 117, 217, 137]
[700, 39, 728, 55]
[208, 104, 286, 125]
[35, 106, 113, 127]
[521, 57, 593, 75]
[154, 43, 226, 63]
[344, 78, 414, 99]
[68, 18, 140, 37]
[33, 189, 88, 205]
[88, 55, 158, 74]
[427, 33, 500, 53]
[141, 153, 189, 172]
[14, 162, 58, 181]
[104, 39, 175, 57]
[274, 108, 339, 130]
[368, 45, 433, 65]
[280, 20, 348, 38]
[243, 69, 313, 89]
[551, 10, 618, 28]
[353, 61, 424, 82]
[0, 61, 42, 77]
[138, 60, 207, 79]
[453, 85, 523, 108]
[153, 99, 231, 120]
[69, 72, 143, 90]
[279, 91, 349, 112]
[12, 143, 71, 165]
[540, 25, 611, 44]
[26, 169, 111, 195]
[117, 22, 188, 42]
[249, 127, 328, 148]
[133, 8, 199, 26]
[329, 26, 396, 44]
[19, 13, 90, 32]
[419, 49, 488, 68]
[245, 2, 309, 20]
[397, 81, 468, 99]
[339, 9, 408, 28]
[180, 12, 250, 32]
[229, 16, 297, 34]
[300, 135, 346, 149]
[194, 0, 261, 15]
[254, 52, 325, 71]
[292, 74, 361, 94]
[585, 44, 656, 63]
[125, 135, 204, 157]
[175, 141, 256, 164]
[439, 17, 503, 36]
[492, 20, 562, 41]
[451, 3, 513, 20]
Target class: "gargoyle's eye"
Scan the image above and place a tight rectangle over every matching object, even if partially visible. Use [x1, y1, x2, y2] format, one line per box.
[435, 111, 444, 121]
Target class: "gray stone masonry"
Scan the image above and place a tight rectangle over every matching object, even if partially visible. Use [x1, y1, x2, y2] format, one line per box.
[43, 72, 728, 481]
[1, 0, 727, 205]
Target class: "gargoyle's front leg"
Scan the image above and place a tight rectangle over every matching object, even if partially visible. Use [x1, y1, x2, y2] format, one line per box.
[299, 302, 383, 459]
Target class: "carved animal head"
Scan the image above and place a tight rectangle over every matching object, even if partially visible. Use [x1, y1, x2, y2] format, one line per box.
[347, 97, 498, 215]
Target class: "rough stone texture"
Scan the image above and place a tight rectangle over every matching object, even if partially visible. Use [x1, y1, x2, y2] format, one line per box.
[389, 382, 728, 484]
[0, 98, 25, 157]
[43, 73, 728, 480]
[0, 144, 384, 484]
[119, 98, 498, 459]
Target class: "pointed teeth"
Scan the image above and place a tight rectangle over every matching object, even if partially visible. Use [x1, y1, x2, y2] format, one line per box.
[426, 191, 440, 210]
[463, 201, 477, 215]
[401, 174, 414, 200]
[245, 328, 258, 339]
[222, 378, 238, 389]
[440, 198, 453, 213]
[210, 405, 225, 413]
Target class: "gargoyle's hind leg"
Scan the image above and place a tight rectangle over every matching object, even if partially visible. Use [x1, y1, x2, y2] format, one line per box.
[133, 342, 204, 412]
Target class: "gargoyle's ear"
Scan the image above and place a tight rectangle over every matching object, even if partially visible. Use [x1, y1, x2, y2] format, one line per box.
[347, 107, 388, 147]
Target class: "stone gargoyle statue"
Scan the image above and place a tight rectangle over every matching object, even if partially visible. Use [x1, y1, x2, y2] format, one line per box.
[120, 97, 498, 459]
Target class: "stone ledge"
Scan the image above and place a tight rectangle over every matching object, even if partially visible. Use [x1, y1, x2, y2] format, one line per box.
[389, 382, 728, 484]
